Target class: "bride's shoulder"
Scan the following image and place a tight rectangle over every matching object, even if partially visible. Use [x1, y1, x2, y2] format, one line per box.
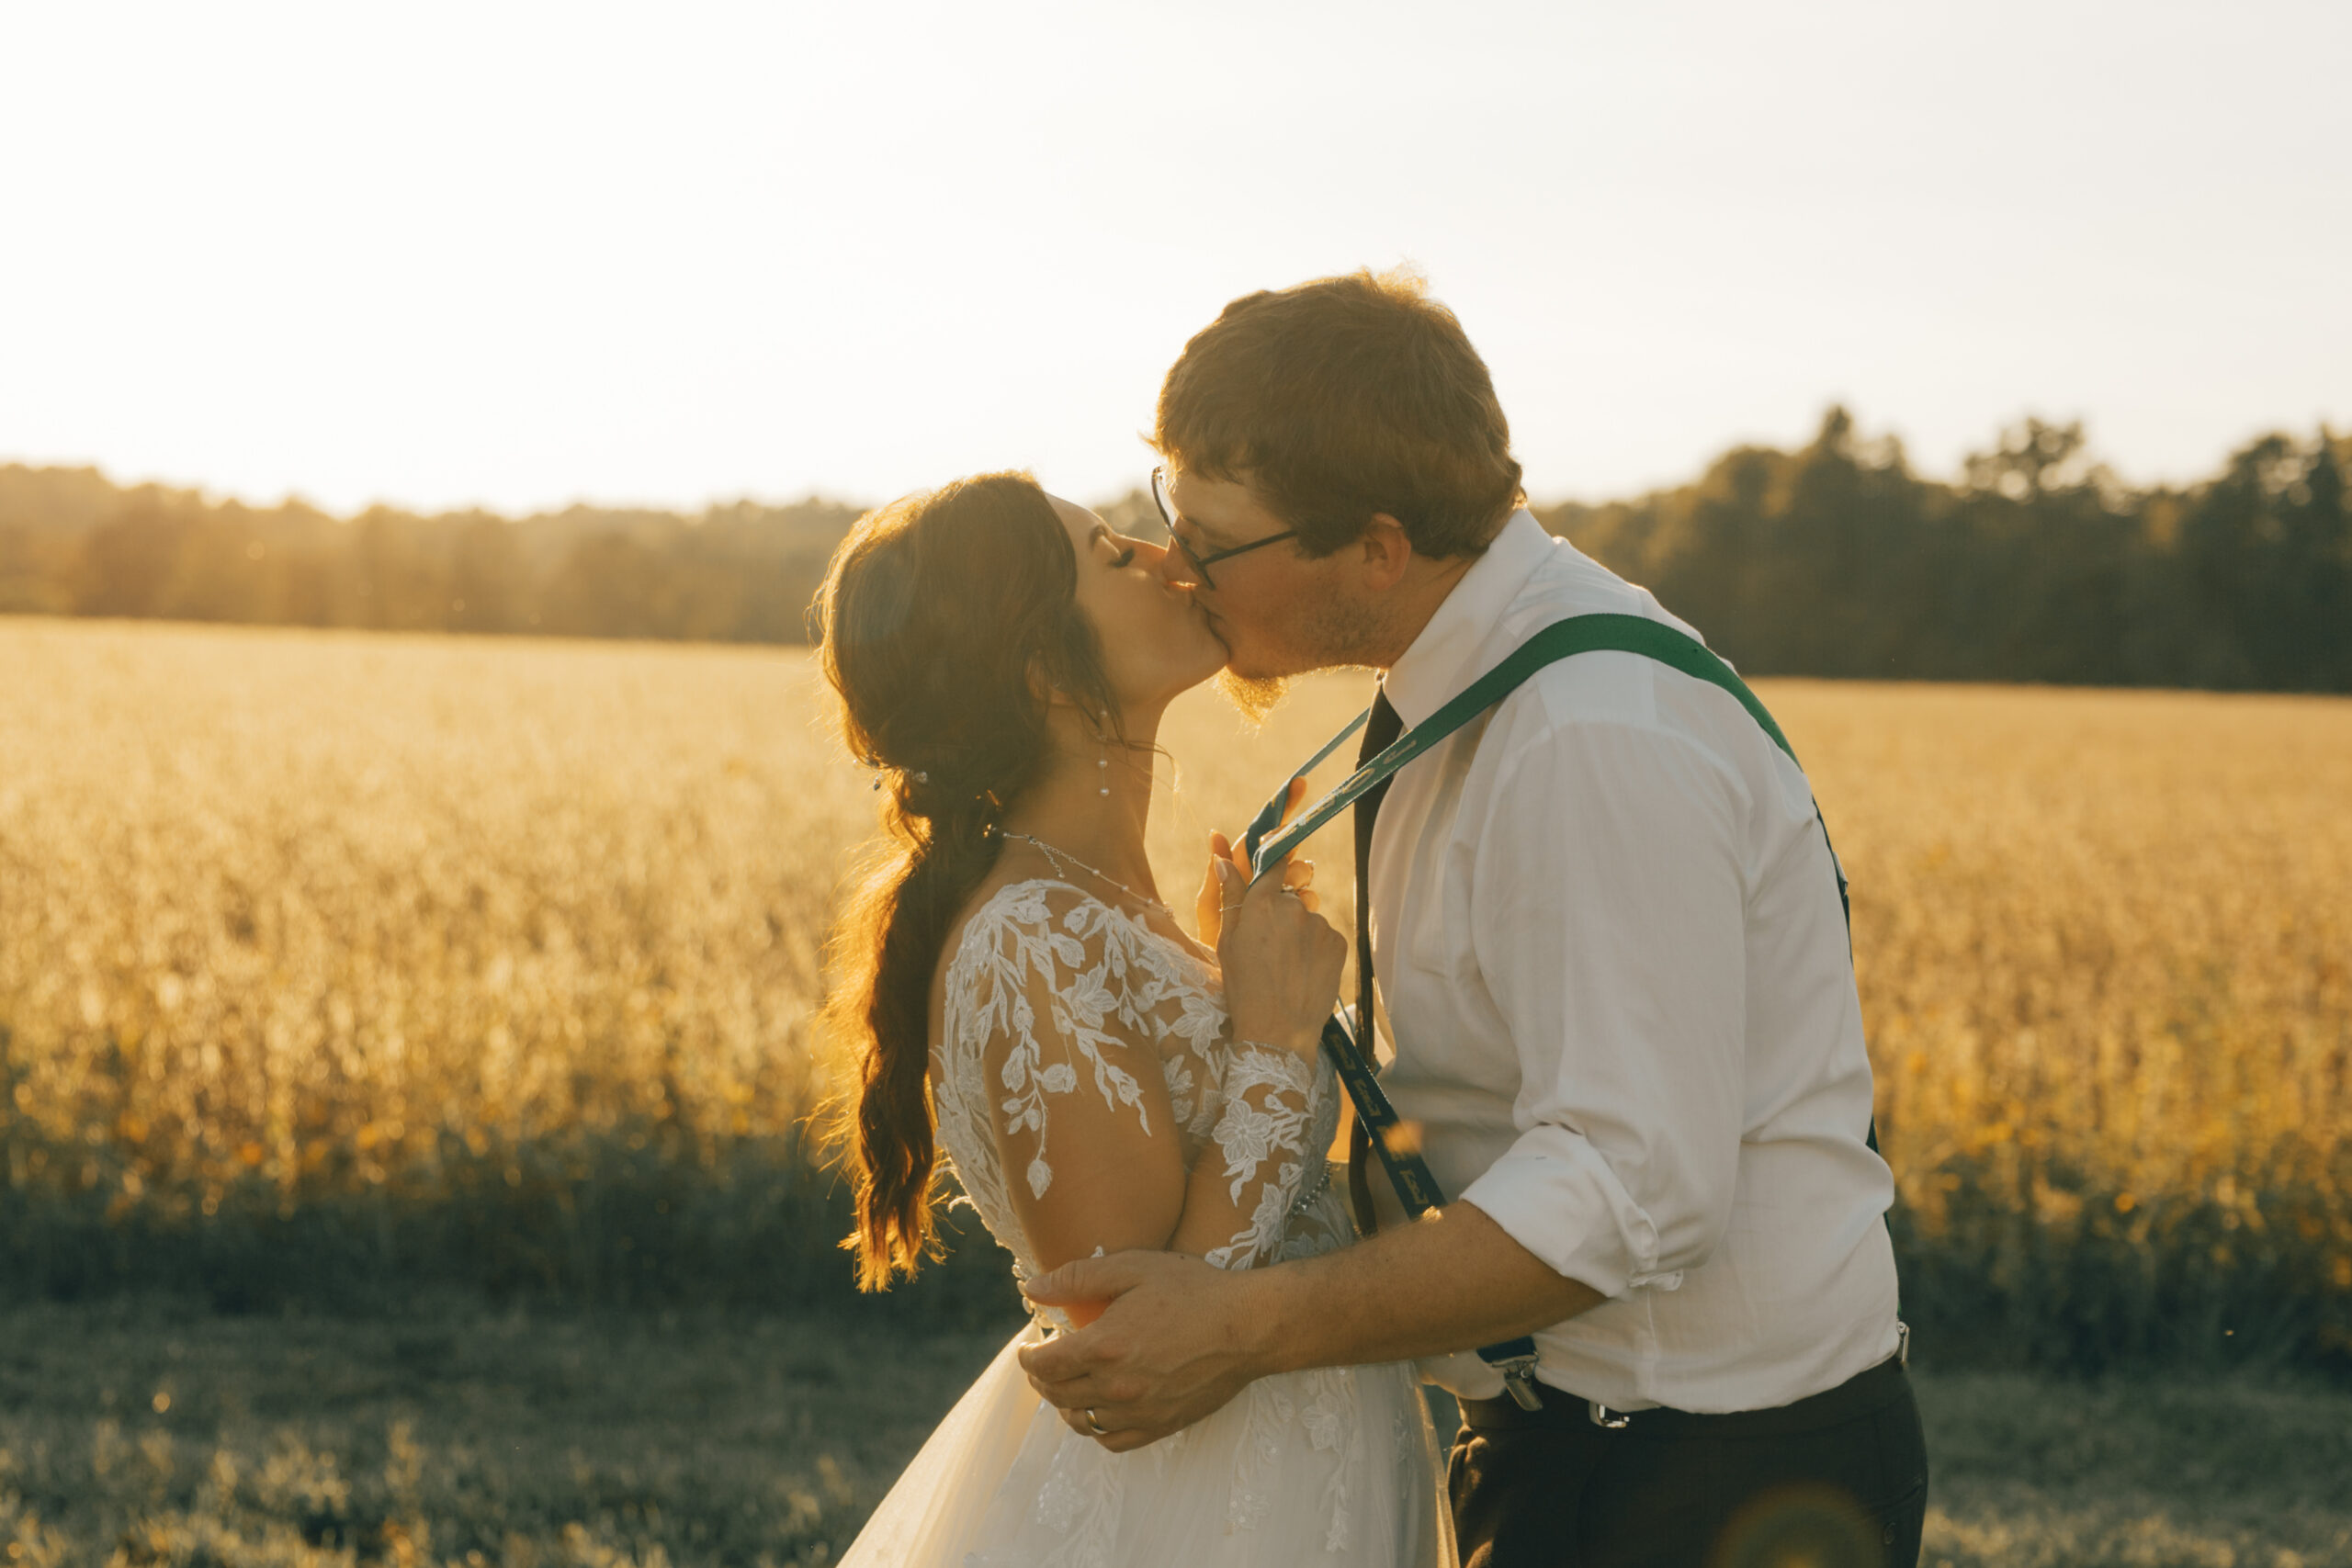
[941, 874, 1107, 973]
[933, 877, 1131, 1067]
[962, 872, 1104, 930]
[938, 866, 1214, 1002]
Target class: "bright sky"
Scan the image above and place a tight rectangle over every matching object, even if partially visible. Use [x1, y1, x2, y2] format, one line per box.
[3, 0, 2345, 516]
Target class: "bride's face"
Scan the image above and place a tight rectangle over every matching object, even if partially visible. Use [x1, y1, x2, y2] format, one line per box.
[1048, 494, 1227, 711]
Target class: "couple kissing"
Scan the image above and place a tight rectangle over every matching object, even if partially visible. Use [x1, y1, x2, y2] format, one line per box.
[818, 267, 1927, 1568]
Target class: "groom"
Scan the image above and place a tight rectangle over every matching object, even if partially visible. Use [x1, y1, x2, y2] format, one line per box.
[1018, 269, 1928, 1566]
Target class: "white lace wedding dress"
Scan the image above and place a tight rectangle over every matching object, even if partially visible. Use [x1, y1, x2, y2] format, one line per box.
[840, 879, 1454, 1568]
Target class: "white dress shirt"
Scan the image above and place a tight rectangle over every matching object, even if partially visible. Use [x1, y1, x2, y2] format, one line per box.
[1366, 509, 1902, 1415]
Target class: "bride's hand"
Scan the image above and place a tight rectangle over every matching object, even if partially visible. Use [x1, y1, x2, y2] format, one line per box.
[1194, 779, 1319, 948]
[1214, 847, 1345, 1056]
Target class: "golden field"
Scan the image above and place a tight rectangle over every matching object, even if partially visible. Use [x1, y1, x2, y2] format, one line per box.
[1, 615, 2348, 1359]
[5, 615, 2352, 1567]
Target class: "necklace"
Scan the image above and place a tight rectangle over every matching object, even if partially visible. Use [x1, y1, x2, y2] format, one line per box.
[998, 831, 1170, 917]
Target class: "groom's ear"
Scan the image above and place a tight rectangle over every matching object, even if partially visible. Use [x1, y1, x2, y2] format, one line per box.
[1352, 513, 1415, 591]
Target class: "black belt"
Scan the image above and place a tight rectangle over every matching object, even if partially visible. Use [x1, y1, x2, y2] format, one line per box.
[1457, 1346, 1912, 1439]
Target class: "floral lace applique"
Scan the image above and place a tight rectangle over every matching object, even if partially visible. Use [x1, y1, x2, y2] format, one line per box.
[1162, 1056, 1199, 1132]
[1227, 1376, 1297, 1532]
[924, 879, 1408, 1565]
[1303, 1371, 1358, 1551]
[1202, 1043, 1317, 1271]
[960, 886, 1155, 1200]
[1014, 1440, 1122, 1568]
[935, 880, 1351, 1285]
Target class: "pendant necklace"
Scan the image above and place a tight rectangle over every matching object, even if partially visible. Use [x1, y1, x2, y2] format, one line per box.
[998, 831, 1170, 918]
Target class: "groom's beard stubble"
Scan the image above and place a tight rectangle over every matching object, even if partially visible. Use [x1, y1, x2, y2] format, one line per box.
[1214, 667, 1291, 727]
[1212, 587, 1385, 726]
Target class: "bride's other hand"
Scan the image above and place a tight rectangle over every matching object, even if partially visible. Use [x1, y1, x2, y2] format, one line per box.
[1194, 777, 1321, 945]
[1193, 830, 1235, 947]
[1195, 835, 1321, 946]
[1215, 849, 1345, 1056]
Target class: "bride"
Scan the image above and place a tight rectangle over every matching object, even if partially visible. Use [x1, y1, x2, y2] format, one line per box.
[815, 471, 1453, 1566]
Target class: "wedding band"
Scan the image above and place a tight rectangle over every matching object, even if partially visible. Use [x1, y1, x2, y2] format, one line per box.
[1085, 1407, 1109, 1437]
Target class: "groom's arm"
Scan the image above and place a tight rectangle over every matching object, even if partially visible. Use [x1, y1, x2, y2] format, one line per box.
[1251, 1196, 1605, 1373]
[1227, 1194, 1612, 1367]
[1020, 707, 1753, 1448]
[1015, 1200, 1601, 1451]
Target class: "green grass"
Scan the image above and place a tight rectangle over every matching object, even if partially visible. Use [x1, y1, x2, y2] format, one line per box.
[1, 1301, 2346, 1568]
[5, 1098, 2346, 1378]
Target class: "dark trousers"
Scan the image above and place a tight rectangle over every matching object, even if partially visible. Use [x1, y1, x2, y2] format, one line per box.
[1448, 1356, 1928, 1568]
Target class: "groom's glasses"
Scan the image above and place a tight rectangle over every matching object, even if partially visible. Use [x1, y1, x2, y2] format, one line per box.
[1151, 466, 1297, 592]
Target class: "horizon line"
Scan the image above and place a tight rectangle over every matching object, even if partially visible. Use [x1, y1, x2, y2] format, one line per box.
[7, 409, 2343, 525]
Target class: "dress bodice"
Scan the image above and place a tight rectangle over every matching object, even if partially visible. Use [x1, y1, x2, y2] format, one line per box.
[845, 880, 1451, 1567]
[931, 878, 1351, 1291]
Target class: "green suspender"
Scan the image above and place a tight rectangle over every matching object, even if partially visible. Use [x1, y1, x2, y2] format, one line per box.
[1245, 613, 1845, 920]
[1238, 613, 1857, 1411]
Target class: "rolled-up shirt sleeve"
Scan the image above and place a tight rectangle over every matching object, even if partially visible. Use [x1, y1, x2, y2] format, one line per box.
[1455, 710, 1749, 1300]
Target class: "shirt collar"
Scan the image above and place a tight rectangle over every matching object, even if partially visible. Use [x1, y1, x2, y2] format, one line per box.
[1380, 508, 1556, 729]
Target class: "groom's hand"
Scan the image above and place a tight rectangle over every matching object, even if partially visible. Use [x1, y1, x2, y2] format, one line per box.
[1017, 1249, 1266, 1452]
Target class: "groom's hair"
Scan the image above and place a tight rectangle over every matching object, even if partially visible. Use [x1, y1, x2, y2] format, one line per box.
[1155, 266, 1523, 558]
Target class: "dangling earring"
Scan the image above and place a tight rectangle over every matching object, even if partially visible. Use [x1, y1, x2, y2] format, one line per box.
[1098, 746, 1112, 796]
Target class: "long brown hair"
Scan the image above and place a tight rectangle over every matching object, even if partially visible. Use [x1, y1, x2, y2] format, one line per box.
[812, 471, 1125, 1290]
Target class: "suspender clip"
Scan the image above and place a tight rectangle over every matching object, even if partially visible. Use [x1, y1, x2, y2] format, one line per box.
[1587, 1401, 1634, 1429]
[1493, 1356, 1544, 1412]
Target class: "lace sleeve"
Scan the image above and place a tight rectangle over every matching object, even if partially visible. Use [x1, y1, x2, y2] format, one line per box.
[965, 886, 1160, 1201]
[1186, 1041, 1318, 1272]
[947, 880, 1323, 1277]
[953, 884, 1183, 1268]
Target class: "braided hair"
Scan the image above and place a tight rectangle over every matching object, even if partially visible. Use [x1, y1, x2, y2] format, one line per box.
[812, 471, 1126, 1290]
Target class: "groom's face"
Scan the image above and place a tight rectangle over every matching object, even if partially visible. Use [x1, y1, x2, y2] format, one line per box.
[1154, 468, 1359, 685]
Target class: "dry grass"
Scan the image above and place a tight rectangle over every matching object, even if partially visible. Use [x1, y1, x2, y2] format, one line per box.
[1, 617, 2348, 1365]
[0, 616, 1358, 1199]
[1, 620, 842, 1210]
[1775, 682, 2352, 1364]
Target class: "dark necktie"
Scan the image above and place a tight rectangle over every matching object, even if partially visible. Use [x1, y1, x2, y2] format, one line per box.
[1346, 688, 1405, 1236]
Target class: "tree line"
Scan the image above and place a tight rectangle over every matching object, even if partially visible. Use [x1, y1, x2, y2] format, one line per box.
[0, 465, 865, 645]
[1539, 410, 2349, 692]
[3, 410, 2346, 690]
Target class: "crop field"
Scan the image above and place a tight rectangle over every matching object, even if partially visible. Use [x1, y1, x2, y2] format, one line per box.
[2, 615, 2350, 1562]
[3, 615, 2348, 1350]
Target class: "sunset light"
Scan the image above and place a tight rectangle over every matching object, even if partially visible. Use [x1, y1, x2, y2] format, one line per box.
[5, 0, 2345, 515]
[4, 6, 2348, 1564]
